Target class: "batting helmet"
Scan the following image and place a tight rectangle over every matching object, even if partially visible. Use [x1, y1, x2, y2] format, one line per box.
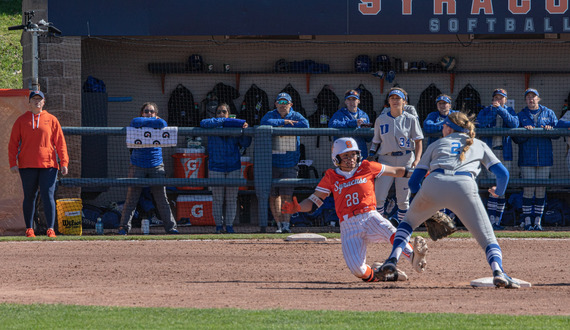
[332, 137, 361, 167]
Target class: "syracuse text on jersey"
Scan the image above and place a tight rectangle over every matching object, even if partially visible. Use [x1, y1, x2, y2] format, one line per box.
[334, 177, 367, 195]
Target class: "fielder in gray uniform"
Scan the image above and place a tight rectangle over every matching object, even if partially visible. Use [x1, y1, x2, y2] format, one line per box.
[367, 88, 424, 224]
[379, 111, 520, 289]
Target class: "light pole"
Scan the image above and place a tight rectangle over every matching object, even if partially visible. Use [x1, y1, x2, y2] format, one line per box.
[8, 11, 61, 91]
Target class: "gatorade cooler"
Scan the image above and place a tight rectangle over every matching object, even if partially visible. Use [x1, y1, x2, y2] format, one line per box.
[176, 195, 214, 226]
[240, 156, 253, 191]
[172, 147, 207, 190]
[56, 198, 83, 235]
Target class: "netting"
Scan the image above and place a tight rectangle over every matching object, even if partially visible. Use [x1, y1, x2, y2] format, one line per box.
[37, 38, 570, 231]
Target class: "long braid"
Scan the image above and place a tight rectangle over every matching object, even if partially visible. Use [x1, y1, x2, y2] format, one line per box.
[448, 112, 476, 162]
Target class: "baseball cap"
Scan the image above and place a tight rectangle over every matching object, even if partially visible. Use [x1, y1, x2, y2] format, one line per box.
[345, 90, 360, 100]
[436, 95, 451, 104]
[276, 92, 292, 103]
[525, 88, 539, 97]
[29, 90, 45, 100]
[388, 89, 406, 101]
[493, 89, 507, 98]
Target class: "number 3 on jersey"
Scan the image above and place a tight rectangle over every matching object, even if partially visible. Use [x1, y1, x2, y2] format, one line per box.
[345, 192, 360, 207]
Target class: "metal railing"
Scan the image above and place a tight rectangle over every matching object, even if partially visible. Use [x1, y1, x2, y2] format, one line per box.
[60, 126, 570, 231]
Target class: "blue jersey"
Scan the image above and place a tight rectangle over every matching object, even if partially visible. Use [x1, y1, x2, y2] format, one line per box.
[129, 117, 167, 168]
[475, 105, 519, 161]
[423, 110, 459, 145]
[513, 105, 558, 166]
[260, 108, 309, 168]
[328, 107, 371, 158]
[200, 117, 252, 172]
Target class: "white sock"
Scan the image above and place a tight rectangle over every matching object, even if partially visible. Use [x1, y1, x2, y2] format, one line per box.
[524, 217, 531, 226]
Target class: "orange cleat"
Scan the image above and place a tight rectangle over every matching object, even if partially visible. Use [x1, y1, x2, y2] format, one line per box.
[46, 228, 56, 238]
[25, 228, 35, 238]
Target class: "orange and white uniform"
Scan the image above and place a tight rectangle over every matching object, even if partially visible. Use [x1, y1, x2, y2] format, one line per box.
[315, 160, 413, 278]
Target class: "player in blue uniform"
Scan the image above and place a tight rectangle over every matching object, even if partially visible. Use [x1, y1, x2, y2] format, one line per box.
[260, 93, 309, 233]
[423, 94, 458, 146]
[328, 89, 372, 158]
[512, 88, 558, 231]
[475, 89, 519, 230]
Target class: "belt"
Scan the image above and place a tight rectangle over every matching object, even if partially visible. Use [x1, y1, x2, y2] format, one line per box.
[388, 150, 411, 156]
[353, 206, 373, 216]
[432, 168, 472, 178]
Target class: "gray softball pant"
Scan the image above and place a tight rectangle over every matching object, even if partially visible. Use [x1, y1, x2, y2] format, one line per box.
[404, 172, 498, 251]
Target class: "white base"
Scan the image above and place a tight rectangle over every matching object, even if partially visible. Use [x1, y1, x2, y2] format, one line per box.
[470, 276, 531, 288]
[284, 233, 327, 242]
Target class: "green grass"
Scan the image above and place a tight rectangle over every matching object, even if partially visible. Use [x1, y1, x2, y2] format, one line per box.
[0, 0, 22, 89]
[0, 304, 568, 329]
[0, 230, 569, 242]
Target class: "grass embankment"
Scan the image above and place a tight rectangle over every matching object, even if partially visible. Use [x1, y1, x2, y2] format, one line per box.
[0, 0, 22, 89]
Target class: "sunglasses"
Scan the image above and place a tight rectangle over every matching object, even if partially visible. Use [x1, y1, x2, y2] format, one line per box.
[216, 109, 228, 114]
[277, 100, 290, 105]
[143, 109, 156, 114]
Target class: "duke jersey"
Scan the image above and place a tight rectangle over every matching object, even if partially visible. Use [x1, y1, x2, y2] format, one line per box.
[372, 111, 423, 155]
[417, 132, 500, 177]
[315, 160, 385, 222]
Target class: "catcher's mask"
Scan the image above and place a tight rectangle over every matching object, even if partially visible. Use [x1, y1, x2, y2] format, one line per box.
[332, 137, 361, 167]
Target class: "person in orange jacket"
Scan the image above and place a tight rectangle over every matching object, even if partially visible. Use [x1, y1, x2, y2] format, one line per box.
[8, 90, 69, 238]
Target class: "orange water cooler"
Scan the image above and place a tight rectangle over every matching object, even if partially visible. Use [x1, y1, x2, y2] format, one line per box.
[172, 148, 207, 190]
[239, 156, 254, 190]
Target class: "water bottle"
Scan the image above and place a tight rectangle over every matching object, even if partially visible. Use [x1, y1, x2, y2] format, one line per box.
[141, 218, 150, 235]
[95, 217, 104, 235]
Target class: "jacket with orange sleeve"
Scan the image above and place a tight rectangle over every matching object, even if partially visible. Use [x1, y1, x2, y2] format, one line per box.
[8, 111, 69, 169]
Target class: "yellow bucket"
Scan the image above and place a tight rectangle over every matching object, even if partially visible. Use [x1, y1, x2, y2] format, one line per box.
[56, 198, 83, 235]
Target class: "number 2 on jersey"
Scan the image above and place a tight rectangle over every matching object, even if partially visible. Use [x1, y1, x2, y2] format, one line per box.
[345, 192, 360, 207]
[451, 142, 461, 154]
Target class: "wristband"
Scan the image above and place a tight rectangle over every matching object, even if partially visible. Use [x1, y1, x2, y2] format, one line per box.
[308, 194, 324, 208]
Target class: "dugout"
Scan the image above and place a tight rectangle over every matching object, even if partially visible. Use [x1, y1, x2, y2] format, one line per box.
[8, 0, 570, 231]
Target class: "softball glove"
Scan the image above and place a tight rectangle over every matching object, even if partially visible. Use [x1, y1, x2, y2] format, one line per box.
[424, 211, 457, 241]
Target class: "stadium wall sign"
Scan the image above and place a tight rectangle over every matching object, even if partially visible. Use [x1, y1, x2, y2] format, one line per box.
[48, 0, 569, 36]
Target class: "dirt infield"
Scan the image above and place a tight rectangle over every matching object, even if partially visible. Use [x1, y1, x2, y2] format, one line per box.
[0, 237, 568, 315]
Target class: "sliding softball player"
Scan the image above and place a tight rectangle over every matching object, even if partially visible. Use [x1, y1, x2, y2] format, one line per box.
[282, 137, 428, 282]
[379, 112, 520, 288]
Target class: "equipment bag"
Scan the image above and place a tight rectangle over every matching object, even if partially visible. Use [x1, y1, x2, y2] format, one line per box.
[201, 82, 240, 119]
[416, 83, 443, 124]
[455, 83, 483, 116]
[355, 55, 372, 72]
[82, 76, 106, 93]
[239, 84, 270, 126]
[187, 54, 204, 72]
[168, 84, 198, 127]
[375, 55, 391, 72]
[309, 84, 339, 128]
